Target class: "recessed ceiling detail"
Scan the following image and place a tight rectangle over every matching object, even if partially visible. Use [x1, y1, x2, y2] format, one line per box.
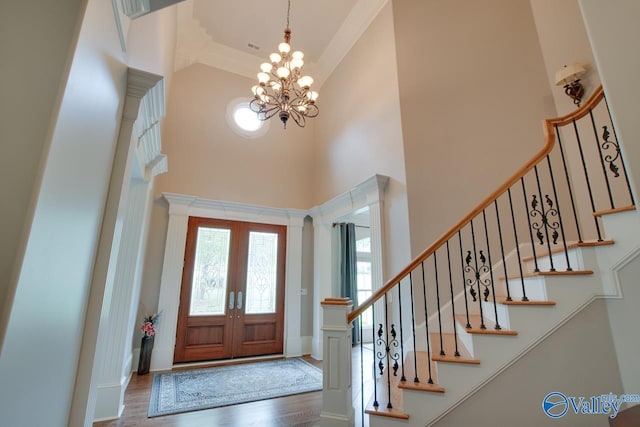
[174, 0, 388, 88]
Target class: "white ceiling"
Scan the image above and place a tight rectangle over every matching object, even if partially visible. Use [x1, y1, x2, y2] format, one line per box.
[175, 0, 388, 87]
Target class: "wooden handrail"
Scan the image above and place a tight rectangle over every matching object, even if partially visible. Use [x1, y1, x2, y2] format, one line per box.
[348, 86, 605, 323]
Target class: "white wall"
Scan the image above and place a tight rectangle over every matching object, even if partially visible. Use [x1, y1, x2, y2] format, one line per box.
[0, 1, 177, 426]
[0, 0, 85, 346]
[579, 0, 640, 396]
[579, 0, 640, 209]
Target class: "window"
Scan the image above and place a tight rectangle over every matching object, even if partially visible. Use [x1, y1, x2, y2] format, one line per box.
[226, 98, 270, 138]
[356, 232, 373, 327]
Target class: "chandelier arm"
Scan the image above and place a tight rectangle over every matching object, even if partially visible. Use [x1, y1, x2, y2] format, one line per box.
[289, 109, 306, 127]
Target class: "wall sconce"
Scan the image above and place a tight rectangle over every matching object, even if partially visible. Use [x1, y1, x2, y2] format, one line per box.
[555, 63, 587, 107]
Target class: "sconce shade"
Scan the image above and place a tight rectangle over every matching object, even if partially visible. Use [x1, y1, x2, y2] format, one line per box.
[555, 63, 586, 86]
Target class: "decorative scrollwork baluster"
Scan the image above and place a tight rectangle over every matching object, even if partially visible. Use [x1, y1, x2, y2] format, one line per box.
[375, 323, 400, 377]
[529, 194, 560, 246]
[374, 321, 400, 409]
[602, 125, 621, 178]
[464, 250, 492, 303]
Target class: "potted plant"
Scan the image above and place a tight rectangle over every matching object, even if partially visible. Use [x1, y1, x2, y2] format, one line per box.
[137, 313, 159, 375]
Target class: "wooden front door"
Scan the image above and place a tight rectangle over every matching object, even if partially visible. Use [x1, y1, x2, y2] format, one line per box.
[174, 217, 286, 363]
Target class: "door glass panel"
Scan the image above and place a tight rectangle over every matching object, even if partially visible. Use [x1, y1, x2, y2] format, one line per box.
[190, 227, 231, 316]
[245, 231, 278, 314]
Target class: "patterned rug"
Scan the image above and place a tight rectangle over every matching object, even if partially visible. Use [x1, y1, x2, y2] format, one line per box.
[147, 358, 323, 417]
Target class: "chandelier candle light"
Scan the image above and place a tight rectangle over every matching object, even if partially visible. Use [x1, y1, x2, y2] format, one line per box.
[250, 0, 319, 129]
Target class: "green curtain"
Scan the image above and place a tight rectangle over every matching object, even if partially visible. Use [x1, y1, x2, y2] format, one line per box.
[339, 223, 360, 344]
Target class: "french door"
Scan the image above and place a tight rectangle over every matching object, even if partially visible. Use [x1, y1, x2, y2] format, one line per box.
[174, 217, 287, 363]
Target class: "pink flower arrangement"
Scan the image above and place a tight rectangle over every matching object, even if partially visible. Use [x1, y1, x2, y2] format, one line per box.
[141, 313, 159, 337]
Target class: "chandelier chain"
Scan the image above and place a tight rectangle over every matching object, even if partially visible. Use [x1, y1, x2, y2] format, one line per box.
[286, 0, 291, 30]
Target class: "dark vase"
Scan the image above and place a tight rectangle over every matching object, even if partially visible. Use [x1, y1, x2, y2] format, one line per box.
[137, 335, 154, 375]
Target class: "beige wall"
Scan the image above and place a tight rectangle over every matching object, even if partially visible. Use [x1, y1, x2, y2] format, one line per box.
[393, 0, 556, 257]
[529, 0, 600, 116]
[156, 64, 314, 209]
[313, 2, 412, 278]
[433, 299, 623, 427]
[138, 64, 315, 338]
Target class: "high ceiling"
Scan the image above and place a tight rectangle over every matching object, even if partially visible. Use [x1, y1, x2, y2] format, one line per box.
[175, 0, 388, 87]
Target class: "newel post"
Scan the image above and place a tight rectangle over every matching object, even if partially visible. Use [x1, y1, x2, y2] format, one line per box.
[320, 298, 355, 427]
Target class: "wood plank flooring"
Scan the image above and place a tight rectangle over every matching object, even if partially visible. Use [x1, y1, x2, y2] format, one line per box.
[93, 350, 371, 427]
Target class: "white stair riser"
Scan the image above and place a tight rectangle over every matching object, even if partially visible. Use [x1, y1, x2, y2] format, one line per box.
[524, 246, 582, 272]
[502, 275, 548, 301]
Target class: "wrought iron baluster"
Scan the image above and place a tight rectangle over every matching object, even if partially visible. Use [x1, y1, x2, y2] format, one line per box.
[408, 272, 419, 383]
[603, 94, 635, 205]
[572, 119, 603, 241]
[482, 209, 501, 330]
[458, 231, 472, 328]
[545, 154, 572, 271]
[376, 293, 399, 409]
[420, 262, 435, 384]
[446, 241, 460, 356]
[590, 112, 616, 209]
[434, 252, 445, 355]
[372, 301, 378, 408]
[521, 177, 540, 272]
[466, 219, 486, 329]
[555, 124, 583, 243]
[532, 165, 558, 271]
[494, 199, 512, 301]
[508, 188, 529, 301]
[397, 282, 406, 382]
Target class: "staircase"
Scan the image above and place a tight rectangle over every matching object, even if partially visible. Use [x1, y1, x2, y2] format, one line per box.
[318, 86, 639, 427]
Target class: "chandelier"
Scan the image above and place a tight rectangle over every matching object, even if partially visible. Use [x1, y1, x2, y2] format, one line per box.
[249, 0, 319, 129]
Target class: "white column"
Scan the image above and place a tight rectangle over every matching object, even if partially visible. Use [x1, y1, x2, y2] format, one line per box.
[320, 298, 355, 427]
[152, 195, 194, 370]
[284, 213, 305, 357]
[311, 216, 333, 359]
[94, 179, 151, 420]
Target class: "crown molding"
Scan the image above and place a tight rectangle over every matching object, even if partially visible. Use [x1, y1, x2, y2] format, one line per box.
[162, 193, 308, 226]
[174, 0, 387, 88]
[310, 174, 389, 223]
[314, 0, 388, 87]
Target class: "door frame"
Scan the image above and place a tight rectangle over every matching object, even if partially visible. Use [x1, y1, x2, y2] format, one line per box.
[153, 194, 307, 371]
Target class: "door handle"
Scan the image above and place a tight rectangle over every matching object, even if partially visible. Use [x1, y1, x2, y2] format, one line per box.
[228, 291, 235, 310]
[237, 291, 243, 310]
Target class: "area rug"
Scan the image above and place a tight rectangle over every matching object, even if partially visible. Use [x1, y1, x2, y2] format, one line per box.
[147, 358, 323, 417]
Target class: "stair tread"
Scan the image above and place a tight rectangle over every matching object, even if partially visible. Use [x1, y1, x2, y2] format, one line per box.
[593, 205, 635, 217]
[501, 270, 593, 280]
[521, 240, 614, 262]
[456, 314, 518, 335]
[429, 333, 480, 363]
[500, 299, 556, 306]
[488, 292, 556, 306]
[399, 351, 446, 391]
[365, 368, 410, 419]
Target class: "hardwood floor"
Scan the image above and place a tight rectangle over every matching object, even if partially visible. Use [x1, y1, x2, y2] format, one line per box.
[93, 351, 372, 427]
[93, 356, 322, 427]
